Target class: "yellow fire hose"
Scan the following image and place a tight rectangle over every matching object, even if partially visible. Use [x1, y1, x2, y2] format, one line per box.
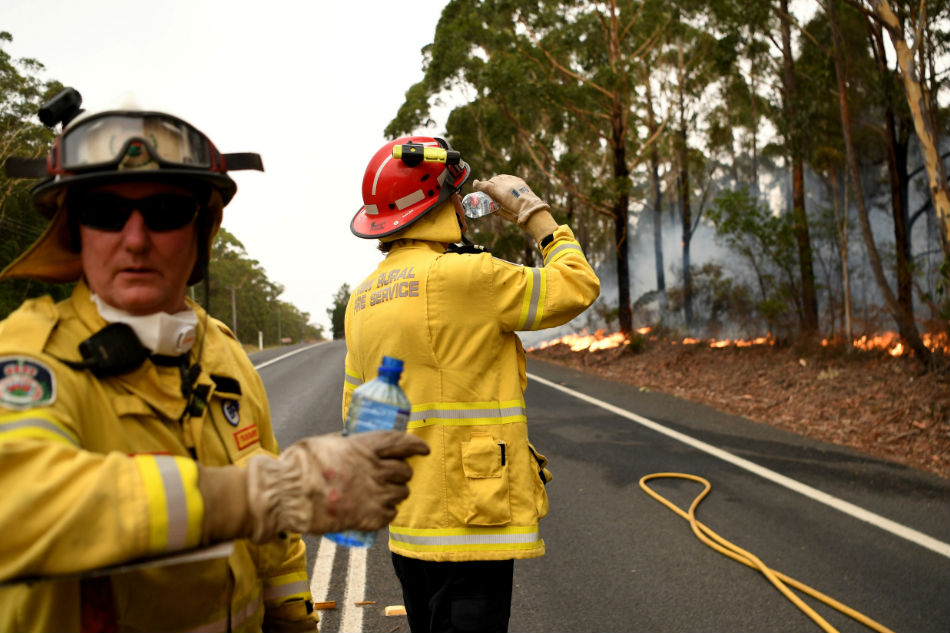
[639, 473, 897, 633]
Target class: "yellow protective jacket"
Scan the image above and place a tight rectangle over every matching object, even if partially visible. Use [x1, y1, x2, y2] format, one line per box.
[0, 280, 311, 632]
[343, 204, 599, 562]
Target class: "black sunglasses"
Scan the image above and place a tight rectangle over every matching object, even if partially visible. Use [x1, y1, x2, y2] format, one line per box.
[73, 192, 200, 232]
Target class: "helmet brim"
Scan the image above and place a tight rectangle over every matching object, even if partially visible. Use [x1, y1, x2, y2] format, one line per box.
[31, 169, 237, 219]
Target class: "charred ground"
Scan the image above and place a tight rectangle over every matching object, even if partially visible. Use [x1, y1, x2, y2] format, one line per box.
[528, 337, 949, 479]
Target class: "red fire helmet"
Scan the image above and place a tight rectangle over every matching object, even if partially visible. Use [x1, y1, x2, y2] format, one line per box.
[351, 136, 470, 239]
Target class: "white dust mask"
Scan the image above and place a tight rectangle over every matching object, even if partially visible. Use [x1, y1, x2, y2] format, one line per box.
[91, 294, 198, 356]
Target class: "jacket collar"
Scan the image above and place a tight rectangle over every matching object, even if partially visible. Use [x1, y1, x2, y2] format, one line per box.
[68, 280, 243, 420]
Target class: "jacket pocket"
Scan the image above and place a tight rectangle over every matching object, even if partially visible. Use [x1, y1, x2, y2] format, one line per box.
[528, 442, 552, 518]
[461, 432, 511, 526]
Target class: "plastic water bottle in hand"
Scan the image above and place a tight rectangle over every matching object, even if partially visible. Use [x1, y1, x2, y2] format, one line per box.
[461, 191, 497, 219]
[324, 356, 411, 547]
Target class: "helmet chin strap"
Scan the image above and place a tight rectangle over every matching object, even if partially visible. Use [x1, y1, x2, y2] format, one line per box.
[177, 260, 213, 422]
[446, 211, 489, 255]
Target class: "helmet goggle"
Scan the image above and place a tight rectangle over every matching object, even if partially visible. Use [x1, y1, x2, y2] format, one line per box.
[49, 111, 224, 175]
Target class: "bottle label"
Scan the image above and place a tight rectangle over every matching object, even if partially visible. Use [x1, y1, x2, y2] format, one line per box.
[461, 192, 497, 219]
[354, 400, 410, 433]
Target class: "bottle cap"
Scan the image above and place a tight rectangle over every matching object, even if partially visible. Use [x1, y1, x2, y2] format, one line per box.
[378, 356, 404, 380]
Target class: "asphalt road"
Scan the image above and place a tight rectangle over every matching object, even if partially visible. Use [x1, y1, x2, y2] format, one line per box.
[252, 340, 949, 633]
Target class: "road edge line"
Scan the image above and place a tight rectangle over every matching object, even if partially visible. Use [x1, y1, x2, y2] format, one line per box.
[253, 343, 323, 370]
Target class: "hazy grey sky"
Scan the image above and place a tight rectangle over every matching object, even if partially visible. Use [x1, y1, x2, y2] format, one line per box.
[4, 0, 451, 331]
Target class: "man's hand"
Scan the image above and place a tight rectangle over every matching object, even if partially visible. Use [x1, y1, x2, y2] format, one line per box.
[472, 175, 549, 226]
[199, 431, 429, 545]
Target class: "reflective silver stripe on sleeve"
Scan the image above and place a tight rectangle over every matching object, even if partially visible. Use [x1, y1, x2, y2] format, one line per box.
[263, 579, 310, 601]
[155, 456, 190, 551]
[390, 530, 540, 547]
[0, 417, 79, 445]
[543, 242, 583, 265]
[409, 404, 526, 423]
[345, 373, 363, 388]
[524, 267, 542, 329]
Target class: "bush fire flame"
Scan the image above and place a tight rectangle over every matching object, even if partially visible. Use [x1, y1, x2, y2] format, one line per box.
[527, 327, 949, 357]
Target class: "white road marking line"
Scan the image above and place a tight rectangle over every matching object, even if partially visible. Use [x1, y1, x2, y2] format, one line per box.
[253, 343, 323, 370]
[340, 545, 368, 633]
[528, 371, 950, 559]
[310, 537, 337, 605]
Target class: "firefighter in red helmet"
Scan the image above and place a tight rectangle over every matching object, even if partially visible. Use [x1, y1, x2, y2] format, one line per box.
[0, 90, 428, 632]
[344, 136, 600, 633]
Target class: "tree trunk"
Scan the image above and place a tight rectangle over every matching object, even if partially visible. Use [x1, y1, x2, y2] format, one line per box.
[832, 167, 854, 345]
[829, 0, 931, 365]
[872, 0, 950, 256]
[883, 102, 915, 333]
[645, 70, 666, 311]
[779, 0, 818, 335]
[677, 123, 693, 327]
[871, 18, 917, 349]
[675, 42, 693, 328]
[611, 92, 632, 336]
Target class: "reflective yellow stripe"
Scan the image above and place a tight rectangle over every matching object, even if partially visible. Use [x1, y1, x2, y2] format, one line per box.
[534, 268, 547, 328]
[135, 455, 203, 553]
[389, 525, 542, 552]
[543, 241, 583, 265]
[344, 368, 363, 388]
[517, 267, 547, 330]
[0, 410, 79, 446]
[516, 268, 537, 329]
[407, 400, 526, 429]
[263, 570, 311, 603]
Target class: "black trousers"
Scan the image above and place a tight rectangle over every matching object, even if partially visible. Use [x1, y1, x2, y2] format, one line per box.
[391, 553, 514, 633]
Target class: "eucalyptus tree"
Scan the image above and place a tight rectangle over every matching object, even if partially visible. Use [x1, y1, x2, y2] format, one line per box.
[682, 0, 823, 335]
[795, 3, 872, 342]
[826, 0, 936, 365]
[802, 0, 942, 360]
[387, 0, 669, 335]
[0, 32, 68, 318]
[857, 0, 950, 257]
[327, 283, 350, 341]
[661, 9, 724, 327]
[776, 0, 820, 335]
[202, 227, 299, 347]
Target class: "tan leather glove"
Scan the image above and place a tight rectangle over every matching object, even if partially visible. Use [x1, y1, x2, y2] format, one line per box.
[199, 431, 429, 545]
[472, 175, 549, 226]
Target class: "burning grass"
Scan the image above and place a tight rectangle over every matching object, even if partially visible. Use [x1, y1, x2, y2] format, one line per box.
[528, 329, 949, 479]
[528, 327, 949, 358]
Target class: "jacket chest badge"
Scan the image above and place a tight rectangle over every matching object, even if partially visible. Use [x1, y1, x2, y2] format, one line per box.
[222, 399, 240, 426]
[233, 424, 259, 450]
[0, 357, 56, 410]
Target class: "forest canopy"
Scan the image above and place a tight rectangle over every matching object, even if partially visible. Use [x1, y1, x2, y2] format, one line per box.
[385, 0, 949, 367]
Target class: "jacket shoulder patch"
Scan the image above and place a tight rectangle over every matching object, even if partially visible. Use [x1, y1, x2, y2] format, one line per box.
[0, 356, 56, 410]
